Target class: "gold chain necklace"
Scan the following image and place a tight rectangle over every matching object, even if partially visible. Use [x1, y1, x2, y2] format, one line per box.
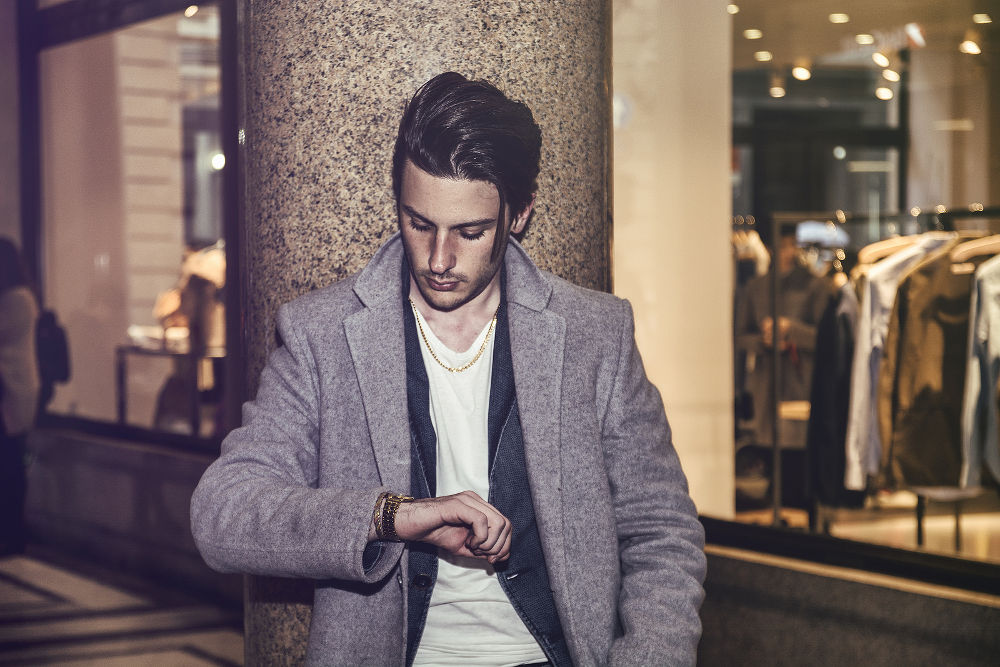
[409, 299, 498, 373]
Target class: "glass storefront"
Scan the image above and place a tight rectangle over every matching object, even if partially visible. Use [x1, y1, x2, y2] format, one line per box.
[37, 4, 229, 440]
[727, 1, 1000, 565]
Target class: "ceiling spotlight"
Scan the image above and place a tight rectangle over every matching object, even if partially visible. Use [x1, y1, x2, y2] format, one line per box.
[833, 146, 847, 160]
[754, 51, 773, 62]
[882, 69, 901, 82]
[770, 72, 786, 98]
[973, 14, 992, 24]
[910, 207, 921, 217]
[744, 28, 763, 39]
[855, 34, 875, 45]
[872, 52, 890, 68]
[876, 87, 894, 101]
[935, 205, 947, 214]
[792, 66, 811, 81]
[184, 5, 199, 18]
[727, 4, 739, 15]
[960, 39, 982, 55]
[829, 13, 850, 24]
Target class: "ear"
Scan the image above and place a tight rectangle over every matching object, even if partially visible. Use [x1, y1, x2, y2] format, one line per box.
[510, 194, 535, 235]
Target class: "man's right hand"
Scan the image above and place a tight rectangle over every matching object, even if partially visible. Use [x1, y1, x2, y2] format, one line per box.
[387, 490, 512, 564]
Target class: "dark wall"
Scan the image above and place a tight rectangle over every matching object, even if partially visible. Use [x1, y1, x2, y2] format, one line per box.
[25, 428, 241, 605]
[700, 550, 1000, 666]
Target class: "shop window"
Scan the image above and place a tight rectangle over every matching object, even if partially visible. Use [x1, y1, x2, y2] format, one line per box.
[38, 5, 227, 440]
[729, 3, 1000, 566]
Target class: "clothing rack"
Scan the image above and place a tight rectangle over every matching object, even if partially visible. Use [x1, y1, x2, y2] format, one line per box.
[758, 207, 999, 528]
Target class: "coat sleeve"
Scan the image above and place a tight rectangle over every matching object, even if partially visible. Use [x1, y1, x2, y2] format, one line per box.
[603, 299, 707, 667]
[189, 302, 403, 583]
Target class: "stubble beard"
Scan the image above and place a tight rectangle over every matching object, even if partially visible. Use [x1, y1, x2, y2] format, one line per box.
[411, 260, 501, 313]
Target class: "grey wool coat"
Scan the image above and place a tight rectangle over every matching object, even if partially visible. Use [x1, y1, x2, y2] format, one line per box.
[190, 234, 707, 666]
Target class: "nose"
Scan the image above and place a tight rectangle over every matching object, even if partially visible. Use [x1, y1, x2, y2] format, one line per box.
[429, 231, 455, 276]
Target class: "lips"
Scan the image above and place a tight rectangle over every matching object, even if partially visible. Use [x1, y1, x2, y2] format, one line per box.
[426, 277, 459, 291]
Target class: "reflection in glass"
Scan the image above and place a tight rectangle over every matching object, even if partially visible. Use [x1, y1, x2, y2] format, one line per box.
[40, 6, 224, 438]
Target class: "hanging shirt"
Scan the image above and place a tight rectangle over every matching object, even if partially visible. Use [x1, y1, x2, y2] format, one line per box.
[843, 233, 954, 490]
[961, 254, 1000, 487]
[411, 306, 547, 667]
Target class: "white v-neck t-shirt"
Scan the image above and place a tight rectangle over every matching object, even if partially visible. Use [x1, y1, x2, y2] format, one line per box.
[410, 306, 547, 667]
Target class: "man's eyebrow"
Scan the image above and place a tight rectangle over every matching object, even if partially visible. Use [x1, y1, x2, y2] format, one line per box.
[402, 205, 497, 229]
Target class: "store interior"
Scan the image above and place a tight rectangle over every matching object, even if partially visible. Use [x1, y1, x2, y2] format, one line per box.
[725, 0, 1000, 566]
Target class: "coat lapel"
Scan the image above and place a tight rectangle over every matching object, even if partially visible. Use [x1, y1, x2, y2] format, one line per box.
[344, 236, 411, 493]
[504, 241, 573, 624]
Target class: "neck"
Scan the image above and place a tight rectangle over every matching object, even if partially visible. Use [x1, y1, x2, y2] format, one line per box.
[409, 275, 501, 353]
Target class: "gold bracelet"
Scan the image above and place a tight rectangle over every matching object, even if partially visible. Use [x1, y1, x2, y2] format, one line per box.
[380, 493, 414, 542]
[372, 492, 389, 540]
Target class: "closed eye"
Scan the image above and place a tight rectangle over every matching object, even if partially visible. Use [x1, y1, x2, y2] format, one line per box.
[460, 229, 487, 240]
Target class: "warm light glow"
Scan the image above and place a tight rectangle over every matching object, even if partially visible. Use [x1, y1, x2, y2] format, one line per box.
[910, 207, 921, 217]
[960, 40, 982, 55]
[829, 13, 850, 24]
[882, 69, 900, 83]
[875, 87, 894, 101]
[769, 86, 786, 98]
[973, 14, 992, 24]
[970, 203, 985, 212]
[744, 28, 763, 39]
[211, 153, 226, 170]
[792, 66, 811, 81]
[833, 146, 847, 160]
[727, 4, 740, 15]
[855, 34, 875, 45]
[836, 210, 847, 223]
[872, 52, 890, 67]
[184, 5, 199, 18]
[754, 50, 773, 62]
[905, 23, 926, 48]
[935, 205, 947, 214]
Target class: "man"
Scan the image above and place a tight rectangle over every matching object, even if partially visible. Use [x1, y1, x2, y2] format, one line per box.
[191, 72, 706, 666]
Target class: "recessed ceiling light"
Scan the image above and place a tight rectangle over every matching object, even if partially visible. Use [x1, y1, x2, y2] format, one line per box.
[727, 4, 740, 15]
[882, 69, 900, 82]
[872, 52, 890, 67]
[856, 34, 875, 45]
[960, 40, 982, 55]
[792, 66, 811, 81]
[829, 13, 850, 24]
[744, 28, 763, 39]
[184, 5, 199, 18]
[935, 205, 947, 214]
[910, 207, 921, 217]
[770, 86, 786, 98]
[973, 14, 992, 24]
[754, 51, 773, 62]
[876, 87, 893, 101]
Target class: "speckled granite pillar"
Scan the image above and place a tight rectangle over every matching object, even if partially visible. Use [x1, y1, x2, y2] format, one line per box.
[240, 1, 611, 662]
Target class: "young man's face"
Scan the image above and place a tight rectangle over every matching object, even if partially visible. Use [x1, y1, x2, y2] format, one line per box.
[398, 159, 528, 313]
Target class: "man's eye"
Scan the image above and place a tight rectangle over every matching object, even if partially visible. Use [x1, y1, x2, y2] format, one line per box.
[461, 229, 486, 240]
[408, 220, 431, 232]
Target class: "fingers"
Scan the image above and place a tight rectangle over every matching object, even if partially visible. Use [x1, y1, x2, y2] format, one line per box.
[398, 491, 512, 562]
[452, 491, 511, 561]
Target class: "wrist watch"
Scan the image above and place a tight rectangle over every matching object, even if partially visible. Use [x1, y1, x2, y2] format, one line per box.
[379, 493, 414, 542]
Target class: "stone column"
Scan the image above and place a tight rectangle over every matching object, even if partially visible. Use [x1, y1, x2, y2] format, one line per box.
[240, 0, 611, 662]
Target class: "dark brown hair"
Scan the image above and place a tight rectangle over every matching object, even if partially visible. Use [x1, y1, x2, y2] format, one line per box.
[392, 72, 542, 259]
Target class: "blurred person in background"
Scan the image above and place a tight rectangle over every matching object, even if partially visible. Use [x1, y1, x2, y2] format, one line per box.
[0, 237, 40, 555]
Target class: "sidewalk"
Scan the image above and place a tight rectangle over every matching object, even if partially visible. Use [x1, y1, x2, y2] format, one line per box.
[0, 550, 242, 666]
